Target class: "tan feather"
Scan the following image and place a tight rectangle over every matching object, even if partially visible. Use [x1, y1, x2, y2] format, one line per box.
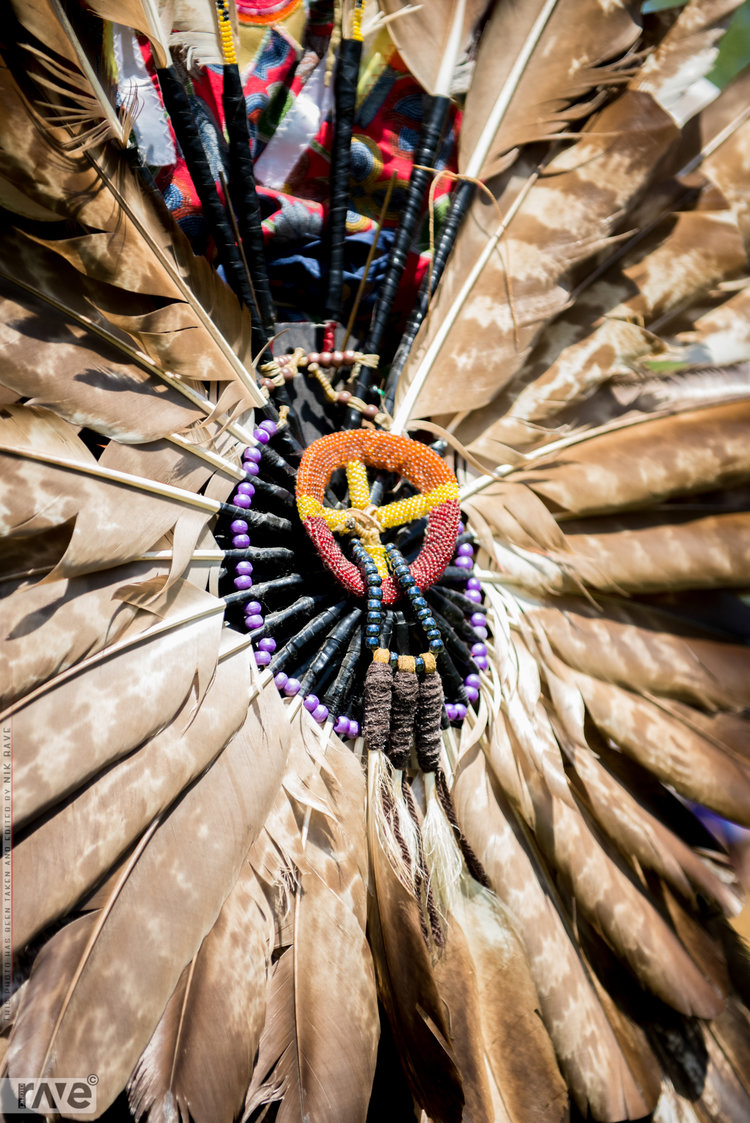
[394, 89, 679, 427]
[7, 676, 292, 1115]
[452, 742, 662, 1120]
[378, 0, 488, 96]
[129, 836, 278, 1123]
[10, 634, 253, 949]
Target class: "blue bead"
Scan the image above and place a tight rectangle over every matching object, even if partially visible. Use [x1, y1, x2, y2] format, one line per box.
[368, 587, 383, 600]
[365, 623, 381, 636]
[413, 596, 427, 610]
[368, 575, 382, 587]
[415, 656, 425, 674]
[367, 600, 382, 614]
[367, 610, 383, 623]
[426, 630, 441, 641]
[401, 576, 416, 588]
[389, 652, 399, 669]
[428, 638, 444, 652]
[365, 635, 380, 649]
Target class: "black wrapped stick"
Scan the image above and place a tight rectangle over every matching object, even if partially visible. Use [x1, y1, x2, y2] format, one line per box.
[222, 62, 276, 336]
[383, 178, 476, 413]
[156, 67, 255, 313]
[345, 95, 452, 429]
[324, 37, 362, 322]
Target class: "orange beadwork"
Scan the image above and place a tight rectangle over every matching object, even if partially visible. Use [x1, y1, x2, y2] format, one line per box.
[296, 431, 461, 602]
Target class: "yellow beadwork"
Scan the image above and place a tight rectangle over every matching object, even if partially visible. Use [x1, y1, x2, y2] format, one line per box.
[346, 460, 371, 509]
[216, 2, 237, 64]
[351, 0, 365, 41]
[365, 543, 388, 578]
[376, 481, 460, 530]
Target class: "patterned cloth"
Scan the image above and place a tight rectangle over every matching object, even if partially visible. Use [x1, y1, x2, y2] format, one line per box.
[145, 19, 460, 330]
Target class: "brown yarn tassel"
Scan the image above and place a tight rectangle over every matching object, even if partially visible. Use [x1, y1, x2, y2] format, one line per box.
[435, 770, 491, 889]
[415, 660, 444, 775]
[402, 777, 444, 948]
[363, 649, 393, 754]
[387, 656, 418, 770]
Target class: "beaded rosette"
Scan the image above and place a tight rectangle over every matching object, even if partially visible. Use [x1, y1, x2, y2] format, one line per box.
[215, 414, 489, 745]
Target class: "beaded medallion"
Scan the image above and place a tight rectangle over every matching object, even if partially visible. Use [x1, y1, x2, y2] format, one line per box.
[216, 415, 489, 739]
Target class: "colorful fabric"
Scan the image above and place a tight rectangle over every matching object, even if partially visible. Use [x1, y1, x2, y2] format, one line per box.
[146, 22, 460, 331]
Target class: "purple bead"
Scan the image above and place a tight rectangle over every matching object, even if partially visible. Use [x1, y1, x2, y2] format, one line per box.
[457, 521, 465, 535]
[465, 673, 481, 688]
[259, 420, 278, 435]
[465, 588, 483, 604]
[254, 650, 271, 667]
[236, 561, 253, 575]
[445, 703, 457, 722]
[470, 612, 487, 627]
[284, 677, 301, 697]
[274, 672, 288, 690]
[334, 716, 350, 736]
[234, 575, 253, 590]
[253, 428, 270, 444]
[465, 686, 479, 703]
[466, 576, 482, 591]
[471, 642, 487, 656]
[312, 704, 329, 723]
[454, 555, 473, 570]
[230, 519, 248, 533]
[232, 534, 251, 549]
[243, 446, 262, 463]
[303, 694, 319, 713]
[244, 600, 262, 616]
[244, 461, 259, 477]
[233, 493, 251, 508]
[474, 655, 489, 671]
[457, 543, 474, 557]
[454, 704, 467, 721]
[237, 482, 255, 496]
[347, 720, 360, 739]
[257, 637, 276, 653]
[246, 613, 264, 629]
[473, 626, 489, 640]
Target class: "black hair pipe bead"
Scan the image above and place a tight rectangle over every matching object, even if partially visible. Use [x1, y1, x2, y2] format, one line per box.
[259, 441, 299, 485]
[393, 610, 411, 657]
[324, 37, 363, 322]
[221, 547, 295, 565]
[322, 625, 365, 717]
[245, 573, 306, 606]
[250, 594, 329, 646]
[428, 606, 478, 677]
[383, 178, 475, 412]
[439, 565, 478, 584]
[156, 67, 257, 320]
[297, 607, 362, 695]
[220, 504, 292, 536]
[426, 588, 481, 648]
[456, 532, 477, 549]
[269, 601, 347, 675]
[437, 649, 469, 706]
[248, 476, 296, 512]
[436, 585, 484, 617]
[380, 609, 395, 649]
[222, 62, 276, 336]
